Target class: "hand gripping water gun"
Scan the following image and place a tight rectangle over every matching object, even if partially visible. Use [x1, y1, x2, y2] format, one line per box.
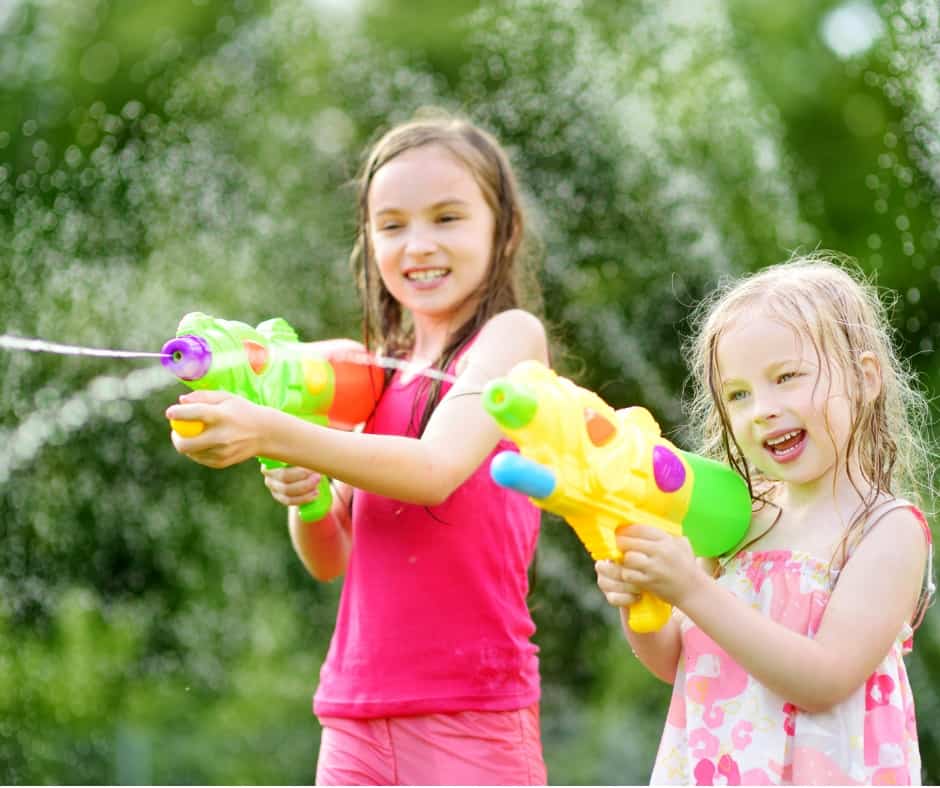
[482, 360, 751, 633]
[162, 312, 384, 522]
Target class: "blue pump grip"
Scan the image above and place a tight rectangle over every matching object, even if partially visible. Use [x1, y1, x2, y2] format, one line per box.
[490, 451, 557, 500]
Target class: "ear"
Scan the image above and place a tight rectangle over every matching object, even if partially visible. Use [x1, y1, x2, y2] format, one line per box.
[859, 351, 882, 404]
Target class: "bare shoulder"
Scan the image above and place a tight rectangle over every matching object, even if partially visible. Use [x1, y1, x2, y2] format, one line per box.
[852, 505, 928, 570]
[481, 309, 546, 343]
[466, 310, 549, 367]
[872, 505, 928, 546]
[832, 504, 929, 628]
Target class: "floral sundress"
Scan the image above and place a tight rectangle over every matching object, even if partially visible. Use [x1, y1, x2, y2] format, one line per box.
[650, 505, 933, 786]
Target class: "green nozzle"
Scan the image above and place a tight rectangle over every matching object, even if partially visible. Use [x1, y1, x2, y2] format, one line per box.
[483, 379, 538, 429]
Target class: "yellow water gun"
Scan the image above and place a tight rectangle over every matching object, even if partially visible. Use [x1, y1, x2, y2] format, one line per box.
[483, 360, 751, 633]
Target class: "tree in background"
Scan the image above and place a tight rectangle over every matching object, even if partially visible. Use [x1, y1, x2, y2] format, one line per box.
[0, 0, 937, 783]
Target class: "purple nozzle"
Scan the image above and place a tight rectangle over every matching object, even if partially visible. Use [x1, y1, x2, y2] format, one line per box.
[161, 335, 212, 381]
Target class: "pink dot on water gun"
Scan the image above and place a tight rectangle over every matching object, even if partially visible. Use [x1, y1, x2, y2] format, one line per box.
[652, 445, 686, 492]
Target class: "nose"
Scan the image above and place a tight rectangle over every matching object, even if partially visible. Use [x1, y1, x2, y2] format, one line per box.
[751, 387, 781, 423]
[403, 224, 437, 258]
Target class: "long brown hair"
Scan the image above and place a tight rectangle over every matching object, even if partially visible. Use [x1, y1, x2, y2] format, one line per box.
[350, 109, 542, 434]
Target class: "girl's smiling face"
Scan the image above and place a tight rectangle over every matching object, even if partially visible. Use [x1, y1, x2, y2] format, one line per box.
[716, 313, 857, 491]
[367, 143, 495, 329]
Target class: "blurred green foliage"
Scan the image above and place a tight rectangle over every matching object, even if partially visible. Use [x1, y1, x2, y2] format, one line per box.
[1, 0, 938, 783]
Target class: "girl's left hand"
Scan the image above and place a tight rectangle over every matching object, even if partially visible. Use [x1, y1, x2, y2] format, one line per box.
[616, 524, 705, 609]
[165, 390, 265, 468]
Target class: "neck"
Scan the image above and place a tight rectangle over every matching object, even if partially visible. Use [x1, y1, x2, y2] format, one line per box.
[409, 303, 479, 364]
[778, 465, 875, 522]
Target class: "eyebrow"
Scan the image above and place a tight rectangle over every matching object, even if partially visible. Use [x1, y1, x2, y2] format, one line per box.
[373, 198, 471, 217]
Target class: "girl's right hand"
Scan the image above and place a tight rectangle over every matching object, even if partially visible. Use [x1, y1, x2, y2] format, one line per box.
[261, 465, 324, 508]
[595, 559, 641, 609]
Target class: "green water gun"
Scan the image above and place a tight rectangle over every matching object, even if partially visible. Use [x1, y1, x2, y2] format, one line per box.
[484, 360, 751, 632]
[162, 312, 383, 521]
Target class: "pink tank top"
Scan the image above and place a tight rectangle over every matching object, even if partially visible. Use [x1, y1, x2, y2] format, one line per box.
[314, 343, 541, 719]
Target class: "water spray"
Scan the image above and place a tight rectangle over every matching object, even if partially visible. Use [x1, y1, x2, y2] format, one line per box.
[1, 313, 458, 517]
[0, 334, 169, 360]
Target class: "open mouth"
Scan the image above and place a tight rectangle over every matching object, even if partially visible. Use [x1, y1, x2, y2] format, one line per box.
[405, 268, 450, 283]
[763, 429, 806, 461]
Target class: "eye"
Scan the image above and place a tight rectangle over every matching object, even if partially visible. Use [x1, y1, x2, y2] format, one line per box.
[437, 213, 461, 224]
[777, 371, 799, 384]
[377, 221, 402, 232]
[726, 389, 748, 403]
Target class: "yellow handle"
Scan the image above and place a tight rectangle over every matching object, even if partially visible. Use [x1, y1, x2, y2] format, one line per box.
[170, 419, 205, 437]
[627, 591, 672, 633]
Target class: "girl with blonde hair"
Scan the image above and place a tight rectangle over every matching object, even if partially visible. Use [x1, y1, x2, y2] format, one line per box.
[597, 252, 934, 784]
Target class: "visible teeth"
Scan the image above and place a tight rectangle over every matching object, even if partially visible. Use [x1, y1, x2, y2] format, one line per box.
[767, 430, 801, 446]
[406, 269, 448, 281]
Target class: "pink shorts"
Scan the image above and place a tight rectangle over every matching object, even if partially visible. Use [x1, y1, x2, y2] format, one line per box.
[315, 704, 546, 785]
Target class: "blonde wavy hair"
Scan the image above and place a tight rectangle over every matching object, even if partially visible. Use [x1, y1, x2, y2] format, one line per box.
[684, 251, 934, 559]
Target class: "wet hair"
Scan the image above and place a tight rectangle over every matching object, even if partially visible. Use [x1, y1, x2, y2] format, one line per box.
[684, 250, 934, 562]
[349, 108, 542, 435]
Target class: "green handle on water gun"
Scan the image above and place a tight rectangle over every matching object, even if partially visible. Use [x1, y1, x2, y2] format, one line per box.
[162, 312, 384, 522]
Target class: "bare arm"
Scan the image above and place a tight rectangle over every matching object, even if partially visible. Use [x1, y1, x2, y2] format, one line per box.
[167, 309, 549, 506]
[596, 557, 695, 683]
[287, 481, 353, 582]
[619, 510, 927, 712]
[261, 466, 353, 581]
[620, 613, 682, 684]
